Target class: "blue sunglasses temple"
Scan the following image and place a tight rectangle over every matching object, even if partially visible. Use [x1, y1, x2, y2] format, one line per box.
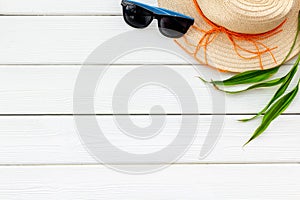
[122, 0, 194, 21]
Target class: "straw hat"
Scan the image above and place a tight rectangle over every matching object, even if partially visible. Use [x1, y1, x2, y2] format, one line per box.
[158, 0, 300, 72]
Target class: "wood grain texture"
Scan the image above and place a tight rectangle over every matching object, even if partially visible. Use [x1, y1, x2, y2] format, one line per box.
[0, 1, 299, 199]
[0, 16, 296, 65]
[0, 0, 156, 15]
[0, 115, 299, 164]
[0, 65, 298, 114]
[0, 164, 299, 199]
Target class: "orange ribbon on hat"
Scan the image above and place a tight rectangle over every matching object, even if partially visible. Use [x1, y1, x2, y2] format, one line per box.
[176, 0, 287, 70]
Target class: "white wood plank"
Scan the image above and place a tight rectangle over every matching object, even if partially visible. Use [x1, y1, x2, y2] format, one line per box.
[0, 65, 298, 114]
[0, 164, 299, 199]
[0, 16, 296, 65]
[0, 115, 299, 164]
[0, 0, 156, 15]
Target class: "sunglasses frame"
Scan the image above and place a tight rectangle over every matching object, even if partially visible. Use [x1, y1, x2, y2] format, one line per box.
[121, 0, 194, 38]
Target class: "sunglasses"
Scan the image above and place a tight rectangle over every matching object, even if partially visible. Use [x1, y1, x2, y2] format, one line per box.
[121, 0, 194, 38]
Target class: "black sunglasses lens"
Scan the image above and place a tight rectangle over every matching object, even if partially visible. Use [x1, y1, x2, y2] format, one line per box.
[123, 4, 153, 28]
[159, 16, 192, 38]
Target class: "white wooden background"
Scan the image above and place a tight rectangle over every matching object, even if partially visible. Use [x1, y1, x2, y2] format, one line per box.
[0, 0, 299, 199]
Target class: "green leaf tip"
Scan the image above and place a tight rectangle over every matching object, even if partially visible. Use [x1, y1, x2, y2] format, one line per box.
[244, 82, 300, 146]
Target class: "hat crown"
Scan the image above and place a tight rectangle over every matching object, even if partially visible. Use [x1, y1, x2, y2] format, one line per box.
[198, 0, 296, 34]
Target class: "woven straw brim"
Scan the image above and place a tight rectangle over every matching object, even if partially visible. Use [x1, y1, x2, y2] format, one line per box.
[158, 0, 300, 72]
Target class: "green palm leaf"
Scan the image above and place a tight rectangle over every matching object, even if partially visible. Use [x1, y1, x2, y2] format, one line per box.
[244, 80, 300, 146]
[240, 55, 300, 122]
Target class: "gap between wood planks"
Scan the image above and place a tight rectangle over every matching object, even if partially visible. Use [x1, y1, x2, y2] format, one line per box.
[0, 114, 299, 116]
[0, 163, 300, 166]
[0, 14, 123, 16]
